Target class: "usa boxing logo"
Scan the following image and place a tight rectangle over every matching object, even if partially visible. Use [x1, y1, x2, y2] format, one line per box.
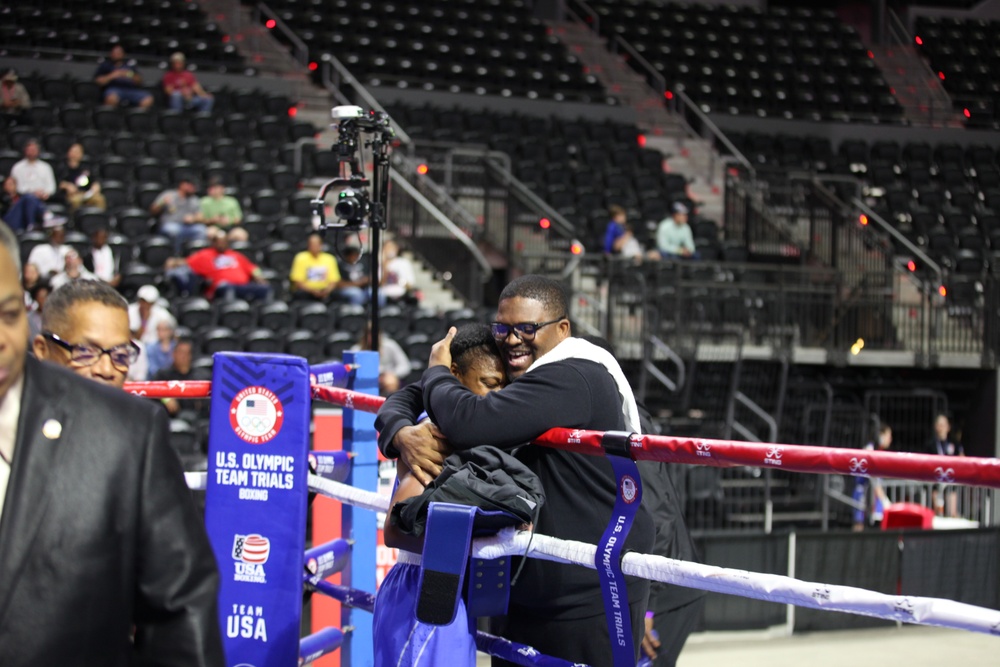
[232, 533, 270, 585]
[233, 533, 271, 564]
[230, 386, 284, 444]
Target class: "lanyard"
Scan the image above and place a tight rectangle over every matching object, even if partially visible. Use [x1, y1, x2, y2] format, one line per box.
[596, 451, 642, 667]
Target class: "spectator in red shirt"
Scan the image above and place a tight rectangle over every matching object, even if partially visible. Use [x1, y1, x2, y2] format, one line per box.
[176, 226, 270, 300]
[162, 52, 213, 113]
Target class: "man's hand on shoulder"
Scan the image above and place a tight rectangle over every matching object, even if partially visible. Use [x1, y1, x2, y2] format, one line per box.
[395, 421, 449, 485]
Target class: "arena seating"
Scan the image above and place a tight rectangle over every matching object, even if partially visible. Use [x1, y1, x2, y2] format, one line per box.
[383, 101, 695, 250]
[4, 0, 994, 469]
[253, 0, 611, 103]
[586, 1, 903, 123]
[5, 70, 316, 234]
[914, 15, 1000, 128]
[0, 0, 243, 71]
[719, 132, 999, 278]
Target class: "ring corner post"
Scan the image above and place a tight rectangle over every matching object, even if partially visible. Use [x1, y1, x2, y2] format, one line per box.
[341, 349, 380, 666]
[203, 352, 313, 667]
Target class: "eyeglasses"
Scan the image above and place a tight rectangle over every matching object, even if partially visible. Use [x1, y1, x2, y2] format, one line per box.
[490, 316, 566, 341]
[43, 332, 140, 371]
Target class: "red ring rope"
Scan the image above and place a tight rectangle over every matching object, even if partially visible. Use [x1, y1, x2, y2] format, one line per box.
[123, 381, 1000, 489]
[124, 380, 212, 398]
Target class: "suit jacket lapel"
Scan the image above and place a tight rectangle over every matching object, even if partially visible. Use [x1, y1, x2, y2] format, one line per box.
[0, 358, 72, 621]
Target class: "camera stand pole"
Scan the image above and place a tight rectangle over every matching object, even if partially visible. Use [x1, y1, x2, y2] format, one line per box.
[367, 129, 392, 354]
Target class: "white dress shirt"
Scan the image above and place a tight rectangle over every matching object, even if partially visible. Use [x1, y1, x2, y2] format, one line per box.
[0, 374, 25, 524]
[90, 245, 116, 282]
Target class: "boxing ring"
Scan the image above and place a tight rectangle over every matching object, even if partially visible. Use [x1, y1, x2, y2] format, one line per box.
[125, 351, 1000, 667]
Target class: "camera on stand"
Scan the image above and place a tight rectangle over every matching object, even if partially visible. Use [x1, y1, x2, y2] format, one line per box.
[309, 105, 397, 352]
[310, 105, 395, 234]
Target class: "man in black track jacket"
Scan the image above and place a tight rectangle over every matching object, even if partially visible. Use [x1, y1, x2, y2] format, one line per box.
[376, 274, 653, 666]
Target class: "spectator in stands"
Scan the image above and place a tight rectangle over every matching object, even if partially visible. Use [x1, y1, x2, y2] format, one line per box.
[56, 143, 105, 213]
[162, 52, 214, 113]
[0, 175, 45, 232]
[603, 204, 658, 262]
[381, 238, 418, 305]
[289, 232, 341, 301]
[146, 320, 176, 380]
[353, 322, 412, 395]
[26, 281, 49, 341]
[22, 262, 40, 308]
[180, 225, 271, 301]
[11, 139, 56, 202]
[50, 248, 99, 291]
[151, 177, 206, 255]
[0, 67, 31, 123]
[153, 336, 204, 416]
[852, 424, 893, 532]
[656, 202, 698, 260]
[23, 262, 47, 339]
[94, 44, 153, 108]
[926, 413, 964, 517]
[199, 178, 244, 240]
[26, 218, 70, 279]
[129, 284, 176, 347]
[335, 240, 376, 305]
[83, 227, 122, 287]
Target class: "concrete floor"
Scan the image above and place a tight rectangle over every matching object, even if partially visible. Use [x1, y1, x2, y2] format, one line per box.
[678, 626, 997, 667]
[475, 625, 998, 666]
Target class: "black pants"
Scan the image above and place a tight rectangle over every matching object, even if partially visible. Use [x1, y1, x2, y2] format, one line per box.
[491, 595, 648, 666]
[649, 596, 704, 667]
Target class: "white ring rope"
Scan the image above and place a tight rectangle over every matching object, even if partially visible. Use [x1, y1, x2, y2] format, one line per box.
[186, 472, 207, 490]
[308, 473, 393, 513]
[303, 475, 1000, 637]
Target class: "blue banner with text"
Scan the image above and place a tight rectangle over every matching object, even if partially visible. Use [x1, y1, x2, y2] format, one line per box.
[205, 352, 311, 667]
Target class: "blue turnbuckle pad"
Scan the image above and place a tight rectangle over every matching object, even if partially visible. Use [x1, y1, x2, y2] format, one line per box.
[466, 554, 511, 618]
[416, 502, 478, 625]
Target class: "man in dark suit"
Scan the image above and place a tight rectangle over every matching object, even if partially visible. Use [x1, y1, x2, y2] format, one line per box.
[0, 220, 224, 666]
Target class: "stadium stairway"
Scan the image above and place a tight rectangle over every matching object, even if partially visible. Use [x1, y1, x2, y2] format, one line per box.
[868, 45, 965, 128]
[548, 20, 726, 226]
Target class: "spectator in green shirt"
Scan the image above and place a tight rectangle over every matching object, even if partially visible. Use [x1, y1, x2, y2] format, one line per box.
[656, 202, 698, 260]
[200, 178, 246, 242]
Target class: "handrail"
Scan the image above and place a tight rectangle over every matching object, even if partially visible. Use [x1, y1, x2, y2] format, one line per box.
[565, 0, 600, 33]
[291, 137, 316, 177]
[805, 173, 942, 283]
[318, 53, 412, 146]
[610, 34, 666, 97]
[256, 2, 308, 67]
[884, 7, 956, 127]
[393, 153, 482, 234]
[569, 290, 605, 337]
[443, 146, 512, 189]
[676, 90, 755, 178]
[852, 198, 944, 285]
[886, 8, 912, 47]
[484, 159, 583, 249]
[386, 167, 493, 282]
[733, 391, 779, 444]
[644, 334, 686, 393]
